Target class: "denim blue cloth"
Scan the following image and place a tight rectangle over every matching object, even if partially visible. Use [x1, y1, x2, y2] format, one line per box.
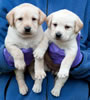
[0, 0, 90, 100]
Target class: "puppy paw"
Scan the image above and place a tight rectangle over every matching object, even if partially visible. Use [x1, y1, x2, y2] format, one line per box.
[51, 87, 60, 97]
[32, 83, 42, 93]
[35, 71, 46, 79]
[57, 69, 69, 78]
[15, 60, 26, 70]
[19, 83, 28, 95]
[33, 48, 45, 59]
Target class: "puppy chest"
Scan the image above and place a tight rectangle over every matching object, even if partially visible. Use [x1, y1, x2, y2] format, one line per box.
[17, 40, 39, 49]
[11, 33, 43, 49]
[23, 42, 31, 48]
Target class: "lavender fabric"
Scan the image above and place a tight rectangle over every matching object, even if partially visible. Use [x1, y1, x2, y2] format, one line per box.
[48, 34, 82, 68]
[4, 48, 34, 67]
[4, 34, 82, 68]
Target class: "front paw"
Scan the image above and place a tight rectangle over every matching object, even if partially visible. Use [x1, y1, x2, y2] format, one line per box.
[33, 48, 45, 59]
[19, 82, 28, 95]
[35, 70, 46, 79]
[15, 60, 26, 70]
[57, 69, 69, 78]
[32, 83, 42, 93]
[51, 87, 61, 97]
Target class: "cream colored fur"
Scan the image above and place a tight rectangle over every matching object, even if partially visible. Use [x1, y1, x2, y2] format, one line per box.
[5, 3, 46, 95]
[34, 9, 83, 97]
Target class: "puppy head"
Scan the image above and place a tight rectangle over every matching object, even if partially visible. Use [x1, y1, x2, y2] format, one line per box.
[6, 3, 46, 37]
[46, 9, 83, 42]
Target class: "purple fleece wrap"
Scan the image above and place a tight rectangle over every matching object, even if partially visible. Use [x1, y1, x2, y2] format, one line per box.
[4, 34, 82, 68]
[4, 48, 34, 66]
[48, 34, 82, 67]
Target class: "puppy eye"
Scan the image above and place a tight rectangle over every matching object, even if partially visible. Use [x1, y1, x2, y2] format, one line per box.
[32, 17, 37, 21]
[65, 25, 71, 29]
[18, 17, 23, 21]
[53, 23, 57, 27]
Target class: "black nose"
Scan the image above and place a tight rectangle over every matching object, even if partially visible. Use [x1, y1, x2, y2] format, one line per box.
[24, 27, 31, 32]
[56, 32, 62, 39]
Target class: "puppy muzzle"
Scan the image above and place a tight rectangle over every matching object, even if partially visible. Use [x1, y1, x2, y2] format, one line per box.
[55, 32, 62, 39]
[24, 26, 31, 33]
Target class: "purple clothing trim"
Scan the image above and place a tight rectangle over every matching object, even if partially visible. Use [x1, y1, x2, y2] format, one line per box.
[4, 34, 82, 68]
[4, 48, 34, 67]
[48, 34, 82, 68]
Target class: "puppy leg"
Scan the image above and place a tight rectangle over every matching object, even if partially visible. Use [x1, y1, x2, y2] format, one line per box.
[28, 66, 43, 93]
[57, 52, 76, 78]
[35, 58, 46, 79]
[6, 44, 26, 70]
[28, 62, 35, 80]
[51, 76, 68, 97]
[32, 61, 49, 93]
[15, 70, 28, 95]
[32, 79, 43, 93]
[33, 34, 49, 59]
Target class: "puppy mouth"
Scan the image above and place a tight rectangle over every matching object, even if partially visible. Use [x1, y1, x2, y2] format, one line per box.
[56, 37, 61, 40]
[55, 37, 69, 42]
[19, 32, 33, 38]
[55, 36, 62, 41]
[22, 31, 32, 36]
[55, 36, 65, 41]
[23, 32, 32, 35]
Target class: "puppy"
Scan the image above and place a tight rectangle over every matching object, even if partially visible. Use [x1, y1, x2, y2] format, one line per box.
[5, 3, 46, 95]
[34, 9, 83, 96]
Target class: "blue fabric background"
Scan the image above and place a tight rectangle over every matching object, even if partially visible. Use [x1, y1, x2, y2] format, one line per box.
[0, 0, 90, 100]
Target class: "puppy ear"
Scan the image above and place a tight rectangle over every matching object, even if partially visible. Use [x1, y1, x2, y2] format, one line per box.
[46, 14, 52, 27]
[74, 17, 83, 34]
[39, 10, 46, 25]
[6, 9, 15, 26]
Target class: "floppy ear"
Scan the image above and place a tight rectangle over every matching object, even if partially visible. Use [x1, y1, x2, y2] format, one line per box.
[6, 9, 15, 26]
[74, 17, 83, 34]
[46, 14, 52, 27]
[39, 10, 46, 25]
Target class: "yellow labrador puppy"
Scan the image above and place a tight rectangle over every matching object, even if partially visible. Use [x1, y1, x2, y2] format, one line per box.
[34, 9, 83, 96]
[5, 3, 46, 95]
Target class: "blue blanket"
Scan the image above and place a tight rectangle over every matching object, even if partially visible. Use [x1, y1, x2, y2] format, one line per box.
[0, 0, 90, 99]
